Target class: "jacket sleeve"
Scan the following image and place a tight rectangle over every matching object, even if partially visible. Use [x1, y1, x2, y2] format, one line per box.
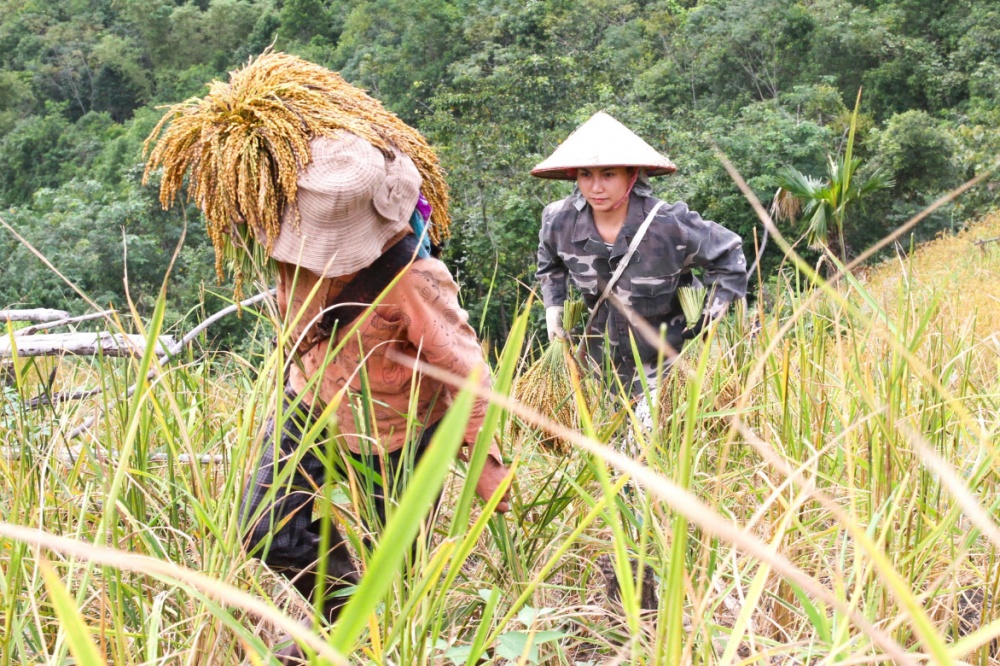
[397, 259, 501, 461]
[675, 203, 748, 318]
[536, 204, 568, 308]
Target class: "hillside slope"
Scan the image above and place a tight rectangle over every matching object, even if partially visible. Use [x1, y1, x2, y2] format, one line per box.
[863, 211, 1000, 340]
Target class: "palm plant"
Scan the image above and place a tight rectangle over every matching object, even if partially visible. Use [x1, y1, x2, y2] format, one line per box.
[774, 90, 894, 265]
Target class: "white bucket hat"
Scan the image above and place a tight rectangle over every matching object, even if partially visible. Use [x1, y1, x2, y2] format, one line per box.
[531, 111, 677, 180]
[269, 133, 422, 277]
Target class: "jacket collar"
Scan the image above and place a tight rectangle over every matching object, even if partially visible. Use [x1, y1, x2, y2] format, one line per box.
[570, 192, 651, 259]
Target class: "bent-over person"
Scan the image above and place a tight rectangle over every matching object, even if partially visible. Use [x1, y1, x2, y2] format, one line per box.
[239, 134, 510, 664]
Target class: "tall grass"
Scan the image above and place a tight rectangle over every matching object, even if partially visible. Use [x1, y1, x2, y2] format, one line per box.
[1, 213, 1000, 665]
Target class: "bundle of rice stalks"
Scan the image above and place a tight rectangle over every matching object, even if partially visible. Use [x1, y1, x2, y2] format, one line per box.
[657, 338, 744, 429]
[143, 50, 450, 294]
[677, 285, 707, 327]
[507, 301, 592, 454]
[561, 299, 587, 336]
[509, 340, 589, 454]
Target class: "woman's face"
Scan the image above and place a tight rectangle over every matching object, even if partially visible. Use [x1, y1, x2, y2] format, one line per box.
[576, 167, 632, 214]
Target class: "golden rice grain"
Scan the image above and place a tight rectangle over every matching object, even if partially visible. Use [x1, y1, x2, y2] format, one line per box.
[508, 339, 594, 454]
[143, 50, 451, 288]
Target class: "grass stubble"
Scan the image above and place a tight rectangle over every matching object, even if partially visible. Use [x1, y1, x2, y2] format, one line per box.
[1, 188, 1000, 664]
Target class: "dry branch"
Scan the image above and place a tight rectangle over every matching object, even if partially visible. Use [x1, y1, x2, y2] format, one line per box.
[0, 447, 226, 466]
[26, 386, 103, 410]
[23, 291, 275, 411]
[0, 333, 175, 359]
[15, 310, 114, 336]
[62, 289, 275, 438]
[1, 308, 70, 323]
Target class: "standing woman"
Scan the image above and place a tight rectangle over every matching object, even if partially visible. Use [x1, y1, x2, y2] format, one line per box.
[534, 112, 748, 393]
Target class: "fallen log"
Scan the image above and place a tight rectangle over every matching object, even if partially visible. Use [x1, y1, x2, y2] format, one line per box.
[1, 308, 70, 323]
[2, 289, 275, 438]
[0, 446, 226, 466]
[15, 310, 115, 336]
[0, 332, 175, 359]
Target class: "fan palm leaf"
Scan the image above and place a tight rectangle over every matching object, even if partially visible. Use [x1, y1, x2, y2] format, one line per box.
[773, 89, 894, 261]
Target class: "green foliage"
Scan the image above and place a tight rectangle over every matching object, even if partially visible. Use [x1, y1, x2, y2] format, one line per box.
[669, 100, 834, 274]
[640, 0, 817, 110]
[333, 0, 462, 122]
[859, 109, 962, 241]
[0, 108, 70, 205]
[114, 0, 264, 72]
[873, 110, 958, 191]
[0, 167, 246, 347]
[276, 0, 338, 46]
[776, 94, 895, 261]
[1, 0, 999, 342]
[1, 176, 199, 312]
[0, 70, 36, 133]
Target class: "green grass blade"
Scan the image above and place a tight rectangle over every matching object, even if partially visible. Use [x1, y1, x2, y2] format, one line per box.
[451, 298, 529, 535]
[38, 558, 107, 666]
[329, 370, 479, 653]
[465, 585, 502, 665]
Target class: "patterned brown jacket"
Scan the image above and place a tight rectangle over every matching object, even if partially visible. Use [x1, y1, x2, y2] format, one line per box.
[278, 252, 499, 461]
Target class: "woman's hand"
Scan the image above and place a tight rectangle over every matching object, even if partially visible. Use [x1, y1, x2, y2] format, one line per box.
[545, 305, 566, 341]
[474, 455, 512, 513]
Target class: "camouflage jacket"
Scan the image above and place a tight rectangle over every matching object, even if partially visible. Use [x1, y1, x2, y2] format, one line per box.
[536, 191, 748, 388]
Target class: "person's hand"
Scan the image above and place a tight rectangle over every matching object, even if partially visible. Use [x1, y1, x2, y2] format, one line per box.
[681, 314, 713, 340]
[681, 317, 704, 340]
[545, 305, 566, 341]
[474, 455, 512, 513]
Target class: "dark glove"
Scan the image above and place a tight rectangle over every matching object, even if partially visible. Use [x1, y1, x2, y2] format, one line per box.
[681, 315, 710, 340]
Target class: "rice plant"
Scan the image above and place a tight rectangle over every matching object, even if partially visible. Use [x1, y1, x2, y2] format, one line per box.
[1, 211, 1000, 665]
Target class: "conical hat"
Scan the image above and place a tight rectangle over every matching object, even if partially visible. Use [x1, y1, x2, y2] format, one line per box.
[531, 112, 676, 180]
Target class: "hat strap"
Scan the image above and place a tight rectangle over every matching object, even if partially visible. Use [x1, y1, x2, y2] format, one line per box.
[611, 169, 640, 210]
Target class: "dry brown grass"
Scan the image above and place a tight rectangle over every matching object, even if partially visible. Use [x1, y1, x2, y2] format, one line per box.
[862, 211, 1000, 340]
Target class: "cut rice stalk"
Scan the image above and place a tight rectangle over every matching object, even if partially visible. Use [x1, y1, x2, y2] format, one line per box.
[563, 299, 586, 333]
[508, 338, 593, 454]
[678, 286, 707, 327]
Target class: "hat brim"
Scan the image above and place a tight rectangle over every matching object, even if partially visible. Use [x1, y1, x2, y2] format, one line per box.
[530, 163, 677, 180]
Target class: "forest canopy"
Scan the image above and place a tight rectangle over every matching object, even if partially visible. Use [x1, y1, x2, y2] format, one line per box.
[1, 0, 998, 342]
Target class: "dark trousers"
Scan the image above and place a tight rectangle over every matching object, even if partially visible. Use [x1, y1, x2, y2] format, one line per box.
[240, 398, 435, 623]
